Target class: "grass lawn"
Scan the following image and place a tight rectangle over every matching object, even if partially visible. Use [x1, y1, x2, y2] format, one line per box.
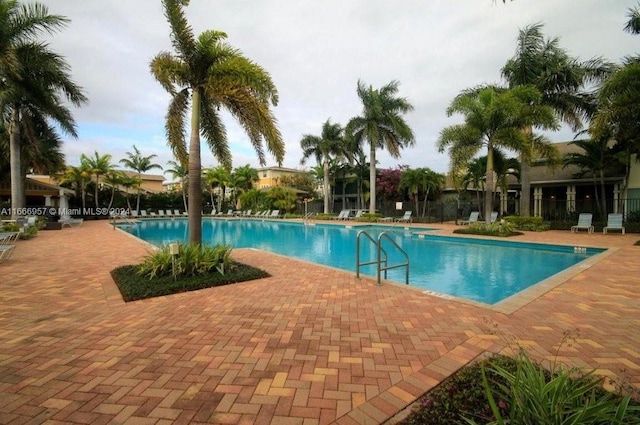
[111, 262, 270, 302]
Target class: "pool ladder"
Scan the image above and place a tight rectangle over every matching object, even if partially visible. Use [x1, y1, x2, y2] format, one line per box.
[356, 231, 409, 286]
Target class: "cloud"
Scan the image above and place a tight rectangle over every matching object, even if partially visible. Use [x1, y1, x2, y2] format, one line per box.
[44, 0, 638, 176]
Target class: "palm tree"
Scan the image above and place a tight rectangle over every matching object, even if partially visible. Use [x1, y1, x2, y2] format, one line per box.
[0, 0, 87, 218]
[438, 85, 558, 223]
[625, 2, 640, 34]
[501, 23, 612, 217]
[81, 151, 114, 209]
[300, 119, 348, 214]
[202, 165, 230, 213]
[119, 145, 163, 213]
[563, 137, 616, 220]
[59, 164, 91, 210]
[460, 157, 486, 214]
[150, 0, 284, 244]
[420, 168, 445, 218]
[398, 168, 424, 215]
[346, 80, 415, 213]
[166, 160, 189, 212]
[103, 170, 128, 211]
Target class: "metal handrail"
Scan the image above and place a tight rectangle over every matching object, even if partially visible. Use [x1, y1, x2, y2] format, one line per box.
[378, 232, 409, 286]
[356, 230, 409, 286]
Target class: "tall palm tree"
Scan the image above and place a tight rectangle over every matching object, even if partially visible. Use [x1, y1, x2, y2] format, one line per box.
[0, 0, 87, 218]
[166, 160, 189, 213]
[300, 119, 347, 214]
[59, 164, 91, 210]
[461, 157, 486, 214]
[438, 85, 558, 223]
[346, 80, 415, 213]
[625, 2, 640, 34]
[398, 168, 424, 215]
[501, 23, 612, 217]
[202, 165, 230, 213]
[81, 151, 114, 209]
[563, 137, 616, 219]
[150, 0, 284, 244]
[420, 168, 445, 218]
[119, 145, 163, 213]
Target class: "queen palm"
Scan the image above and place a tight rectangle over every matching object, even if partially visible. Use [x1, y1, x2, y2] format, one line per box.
[502, 23, 612, 217]
[166, 160, 189, 213]
[150, 0, 284, 244]
[300, 119, 347, 214]
[120, 145, 163, 213]
[202, 165, 229, 213]
[81, 151, 114, 209]
[346, 80, 415, 213]
[0, 0, 87, 218]
[60, 164, 91, 210]
[439, 85, 558, 223]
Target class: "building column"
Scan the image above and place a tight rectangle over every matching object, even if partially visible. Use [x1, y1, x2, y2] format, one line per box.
[566, 184, 576, 213]
[44, 195, 53, 206]
[533, 187, 543, 217]
[613, 183, 621, 214]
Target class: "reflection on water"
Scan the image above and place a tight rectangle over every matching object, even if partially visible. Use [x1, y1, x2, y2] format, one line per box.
[119, 219, 601, 305]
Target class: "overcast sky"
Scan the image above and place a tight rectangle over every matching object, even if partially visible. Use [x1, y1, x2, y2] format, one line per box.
[43, 0, 638, 180]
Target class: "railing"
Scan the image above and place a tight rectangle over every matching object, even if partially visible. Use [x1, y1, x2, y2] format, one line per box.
[356, 230, 409, 286]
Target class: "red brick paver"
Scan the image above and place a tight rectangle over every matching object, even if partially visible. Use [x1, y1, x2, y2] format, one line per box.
[0, 220, 638, 424]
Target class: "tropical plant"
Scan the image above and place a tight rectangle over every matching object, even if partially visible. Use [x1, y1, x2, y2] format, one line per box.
[300, 119, 348, 214]
[0, 0, 87, 218]
[138, 243, 233, 279]
[501, 23, 612, 217]
[102, 170, 127, 211]
[563, 137, 617, 219]
[267, 186, 297, 212]
[238, 188, 270, 212]
[80, 151, 114, 209]
[346, 80, 415, 213]
[377, 166, 406, 203]
[202, 165, 229, 213]
[150, 0, 284, 244]
[166, 160, 189, 212]
[438, 85, 558, 223]
[229, 165, 258, 207]
[59, 164, 91, 210]
[625, 2, 640, 35]
[119, 145, 163, 213]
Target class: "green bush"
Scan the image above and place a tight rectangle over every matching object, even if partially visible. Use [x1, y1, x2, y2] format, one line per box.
[354, 213, 382, 223]
[137, 243, 233, 279]
[112, 262, 270, 302]
[503, 215, 550, 232]
[454, 221, 523, 237]
[472, 350, 640, 424]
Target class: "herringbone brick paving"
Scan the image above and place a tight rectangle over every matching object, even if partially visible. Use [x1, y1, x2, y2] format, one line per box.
[0, 220, 638, 424]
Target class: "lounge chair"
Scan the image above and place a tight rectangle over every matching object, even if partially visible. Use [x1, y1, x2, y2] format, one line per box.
[150, 211, 157, 217]
[571, 213, 594, 234]
[346, 210, 364, 221]
[0, 232, 20, 244]
[490, 211, 498, 223]
[603, 213, 625, 235]
[165, 210, 173, 217]
[332, 210, 349, 220]
[460, 211, 479, 225]
[59, 217, 83, 228]
[158, 210, 166, 217]
[140, 210, 148, 218]
[394, 211, 412, 223]
[0, 244, 15, 264]
[174, 209, 181, 216]
[268, 210, 281, 218]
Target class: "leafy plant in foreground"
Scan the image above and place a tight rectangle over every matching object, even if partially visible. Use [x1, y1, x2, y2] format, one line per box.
[137, 243, 233, 279]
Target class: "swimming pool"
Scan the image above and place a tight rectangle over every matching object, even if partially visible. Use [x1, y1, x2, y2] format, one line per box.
[117, 218, 604, 305]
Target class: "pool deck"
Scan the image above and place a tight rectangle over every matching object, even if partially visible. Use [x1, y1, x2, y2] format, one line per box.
[1, 219, 638, 424]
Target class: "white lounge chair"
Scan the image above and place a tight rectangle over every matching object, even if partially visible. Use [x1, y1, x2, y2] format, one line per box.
[394, 211, 412, 223]
[460, 211, 479, 225]
[332, 210, 349, 220]
[346, 210, 364, 221]
[59, 217, 83, 228]
[490, 211, 498, 223]
[571, 213, 594, 234]
[165, 210, 173, 217]
[603, 213, 625, 235]
[269, 210, 281, 218]
[140, 210, 148, 218]
[0, 244, 15, 264]
[0, 232, 20, 244]
[158, 210, 166, 217]
[174, 209, 181, 216]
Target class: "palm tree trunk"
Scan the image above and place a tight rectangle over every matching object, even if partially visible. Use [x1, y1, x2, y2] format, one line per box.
[188, 88, 203, 244]
[485, 145, 495, 224]
[369, 144, 376, 214]
[599, 170, 607, 218]
[94, 175, 100, 208]
[9, 108, 22, 220]
[323, 159, 330, 214]
[519, 126, 533, 217]
[136, 172, 142, 213]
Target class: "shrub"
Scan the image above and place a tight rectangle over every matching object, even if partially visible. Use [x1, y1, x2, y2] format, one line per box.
[137, 243, 233, 279]
[454, 221, 522, 237]
[503, 215, 550, 232]
[471, 350, 640, 424]
[355, 213, 382, 223]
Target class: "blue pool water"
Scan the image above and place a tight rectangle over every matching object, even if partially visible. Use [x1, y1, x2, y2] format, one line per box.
[117, 218, 604, 305]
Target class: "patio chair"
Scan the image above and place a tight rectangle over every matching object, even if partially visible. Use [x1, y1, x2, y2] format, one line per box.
[268, 210, 281, 218]
[571, 213, 594, 234]
[346, 210, 364, 221]
[394, 211, 412, 223]
[490, 211, 498, 223]
[331, 210, 349, 220]
[59, 217, 84, 228]
[140, 210, 148, 218]
[0, 244, 15, 264]
[158, 210, 166, 217]
[0, 232, 20, 244]
[174, 209, 181, 216]
[460, 211, 479, 225]
[603, 213, 625, 235]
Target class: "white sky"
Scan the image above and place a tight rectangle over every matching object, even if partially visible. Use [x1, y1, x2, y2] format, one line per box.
[43, 0, 638, 179]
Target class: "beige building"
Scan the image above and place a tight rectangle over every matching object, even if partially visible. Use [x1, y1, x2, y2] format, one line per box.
[256, 166, 307, 190]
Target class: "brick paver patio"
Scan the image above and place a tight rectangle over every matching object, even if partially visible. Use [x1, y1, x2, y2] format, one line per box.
[0, 220, 638, 424]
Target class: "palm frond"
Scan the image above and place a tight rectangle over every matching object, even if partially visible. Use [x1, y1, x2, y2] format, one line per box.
[165, 89, 189, 165]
